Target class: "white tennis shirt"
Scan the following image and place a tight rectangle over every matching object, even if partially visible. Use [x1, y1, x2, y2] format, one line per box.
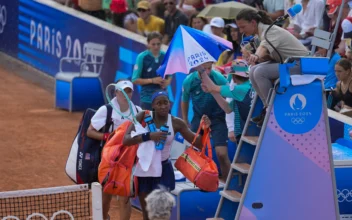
[91, 97, 142, 131]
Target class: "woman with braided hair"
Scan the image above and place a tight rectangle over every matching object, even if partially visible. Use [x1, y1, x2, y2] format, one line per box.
[123, 90, 211, 220]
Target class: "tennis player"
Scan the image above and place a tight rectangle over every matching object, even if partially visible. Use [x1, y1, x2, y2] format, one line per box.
[87, 79, 141, 220]
[123, 91, 211, 220]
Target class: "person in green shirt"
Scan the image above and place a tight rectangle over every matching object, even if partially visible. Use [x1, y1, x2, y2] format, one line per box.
[182, 61, 231, 182]
[201, 60, 254, 143]
[132, 32, 172, 110]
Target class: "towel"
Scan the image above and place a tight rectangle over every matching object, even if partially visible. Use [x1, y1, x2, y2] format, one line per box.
[290, 75, 325, 86]
[131, 122, 162, 177]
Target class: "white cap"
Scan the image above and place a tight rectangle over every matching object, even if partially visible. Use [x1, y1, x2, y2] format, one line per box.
[210, 17, 225, 28]
[342, 17, 352, 33]
[115, 80, 134, 91]
[226, 23, 238, 29]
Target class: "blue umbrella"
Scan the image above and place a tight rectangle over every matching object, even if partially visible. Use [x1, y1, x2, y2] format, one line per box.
[157, 25, 233, 78]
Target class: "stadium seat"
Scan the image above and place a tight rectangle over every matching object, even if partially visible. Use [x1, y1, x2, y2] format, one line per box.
[54, 42, 106, 112]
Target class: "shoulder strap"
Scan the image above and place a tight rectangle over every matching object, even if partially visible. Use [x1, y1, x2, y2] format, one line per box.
[99, 104, 113, 147]
[135, 105, 140, 113]
[104, 104, 113, 131]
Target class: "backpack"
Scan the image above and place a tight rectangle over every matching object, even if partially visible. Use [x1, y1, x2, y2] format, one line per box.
[98, 110, 149, 197]
[65, 104, 113, 184]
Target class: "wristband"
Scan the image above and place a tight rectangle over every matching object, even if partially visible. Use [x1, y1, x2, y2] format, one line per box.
[103, 133, 110, 141]
[142, 132, 151, 142]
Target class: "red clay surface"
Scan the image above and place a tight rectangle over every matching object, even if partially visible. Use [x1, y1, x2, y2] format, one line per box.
[0, 65, 142, 219]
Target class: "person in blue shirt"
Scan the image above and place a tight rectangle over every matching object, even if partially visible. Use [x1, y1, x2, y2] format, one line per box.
[182, 61, 230, 182]
[201, 60, 254, 142]
[132, 32, 172, 110]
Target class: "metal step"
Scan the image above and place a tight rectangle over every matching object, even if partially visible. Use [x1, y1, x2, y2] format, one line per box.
[231, 163, 250, 174]
[219, 190, 242, 202]
[206, 218, 224, 220]
[242, 136, 259, 145]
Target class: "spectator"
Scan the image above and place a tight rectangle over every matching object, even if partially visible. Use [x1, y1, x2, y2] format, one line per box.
[189, 14, 208, 31]
[283, 0, 299, 29]
[217, 23, 242, 66]
[124, 11, 140, 33]
[126, 0, 138, 10]
[137, 0, 165, 37]
[162, 0, 189, 45]
[201, 60, 253, 144]
[78, 0, 106, 20]
[263, 0, 284, 21]
[211, 17, 227, 39]
[203, 17, 226, 39]
[145, 187, 176, 220]
[132, 32, 172, 110]
[342, 17, 352, 60]
[110, 0, 139, 33]
[181, 62, 230, 182]
[317, 0, 350, 56]
[178, 0, 207, 16]
[243, 0, 264, 9]
[150, 0, 166, 19]
[332, 58, 352, 116]
[291, 0, 325, 46]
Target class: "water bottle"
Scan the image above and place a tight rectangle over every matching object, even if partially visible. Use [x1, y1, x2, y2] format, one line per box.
[155, 124, 169, 150]
[144, 114, 156, 132]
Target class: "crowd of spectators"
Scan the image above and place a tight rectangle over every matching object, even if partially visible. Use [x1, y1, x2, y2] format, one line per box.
[54, 0, 352, 115]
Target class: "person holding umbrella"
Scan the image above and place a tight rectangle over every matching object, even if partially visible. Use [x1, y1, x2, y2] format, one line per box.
[181, 61, 231, 182]
[201, 60, 254, 143]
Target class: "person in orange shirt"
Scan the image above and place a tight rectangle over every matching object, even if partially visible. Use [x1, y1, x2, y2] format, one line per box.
[137, 1, 165, 37]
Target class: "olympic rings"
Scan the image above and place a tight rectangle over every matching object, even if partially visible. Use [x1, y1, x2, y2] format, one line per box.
[291, 117, 305, 124]
[337, 189, 352, 203]
[2, 210, 75, 220]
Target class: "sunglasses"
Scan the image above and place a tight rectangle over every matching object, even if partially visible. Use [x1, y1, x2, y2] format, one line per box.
[164, 2, 174, 5]
[137, 8, 147, 12]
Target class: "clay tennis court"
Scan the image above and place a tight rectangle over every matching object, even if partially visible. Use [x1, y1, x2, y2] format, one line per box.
[0, 54, 142, 219]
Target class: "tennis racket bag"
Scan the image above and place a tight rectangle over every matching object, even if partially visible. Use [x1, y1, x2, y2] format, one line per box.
[65, 104, 113, 184]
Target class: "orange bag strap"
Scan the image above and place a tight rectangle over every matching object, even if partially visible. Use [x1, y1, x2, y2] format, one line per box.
[205, 131, 212, 159]
[191, 122, 212, 159]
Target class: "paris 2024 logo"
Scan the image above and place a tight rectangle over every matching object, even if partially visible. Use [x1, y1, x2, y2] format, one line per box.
[274, 86, 321, 134]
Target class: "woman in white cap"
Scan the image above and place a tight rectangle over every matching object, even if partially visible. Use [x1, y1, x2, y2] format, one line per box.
[87, 79, 142, 220]
[203, 17, 227, 39]
[201, 60, 253, 142]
